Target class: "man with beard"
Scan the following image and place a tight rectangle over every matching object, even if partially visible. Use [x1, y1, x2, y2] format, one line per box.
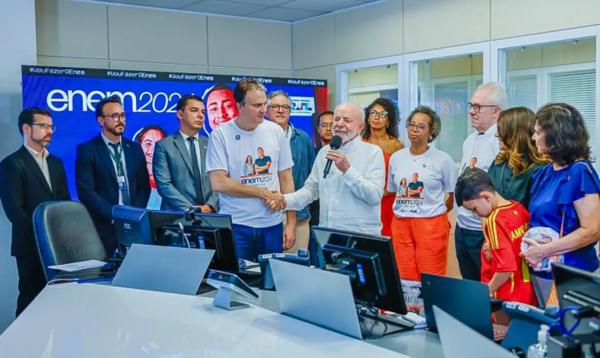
[76, 96, 150, 255]
[0, 108, 71, 315]
[267, 102, 385, 236]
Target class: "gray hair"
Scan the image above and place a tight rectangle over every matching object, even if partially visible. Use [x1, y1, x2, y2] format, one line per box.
[334, 102, 365, 123]
[267, 90, 291, 103]
[407, 105, 442, 143]
[476, 82, 507, 109]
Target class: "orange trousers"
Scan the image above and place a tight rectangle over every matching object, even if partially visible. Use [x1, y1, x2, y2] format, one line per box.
[390, 213, 450, 281]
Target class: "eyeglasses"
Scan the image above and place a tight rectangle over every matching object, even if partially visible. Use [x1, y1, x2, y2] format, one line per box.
[31, 123, 56, 131]
[103, 112, 126, 121]
[268, 104, 291, 112]
[467, 102, 497, 113]
[319, 123, 333, 129]
[405, 122, 429, 132]
[368, 109, 388, 118]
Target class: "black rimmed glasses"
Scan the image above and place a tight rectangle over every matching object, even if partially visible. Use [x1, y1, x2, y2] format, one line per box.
[103, 112, 126, 121]
[405, 121, 428, 132]
[268, 104, 291, 112]
[467, 102, 498, 113]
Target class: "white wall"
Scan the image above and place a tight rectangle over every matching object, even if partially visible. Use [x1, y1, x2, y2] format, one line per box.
[292, 0, 600, 108]
[0, 0, 37, 333]
[36, 0, 293, 77]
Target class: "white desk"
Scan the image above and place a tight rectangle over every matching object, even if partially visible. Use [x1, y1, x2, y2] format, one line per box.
[0, 283, 408, 357]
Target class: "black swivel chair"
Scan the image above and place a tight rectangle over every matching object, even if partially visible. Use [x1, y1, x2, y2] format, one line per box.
[33, 201, 108, 281]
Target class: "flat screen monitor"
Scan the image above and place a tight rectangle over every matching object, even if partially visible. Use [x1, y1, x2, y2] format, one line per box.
[311, 226, 407, 314]
[553, 262, 600, 335]
[112, 205, 152, 253]
[148, 209, 185, 244]
[151, 211, 239, 274]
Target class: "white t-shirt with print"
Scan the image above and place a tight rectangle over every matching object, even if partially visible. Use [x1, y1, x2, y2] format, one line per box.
[387, 147, 457, 218]
[206, 119, 294, 228]
[456, 124, 500, 230]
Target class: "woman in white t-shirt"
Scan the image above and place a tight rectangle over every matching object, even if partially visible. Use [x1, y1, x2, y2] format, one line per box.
[387, 106, 457, 281]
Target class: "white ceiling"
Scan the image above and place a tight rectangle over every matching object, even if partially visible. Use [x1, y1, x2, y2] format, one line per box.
[91, 0, 379, 22]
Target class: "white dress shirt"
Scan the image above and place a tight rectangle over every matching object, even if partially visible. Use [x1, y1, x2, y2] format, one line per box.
[285, 135, 385, 236]
[24, 143, 52, 190]
[101, 133, 129, 205]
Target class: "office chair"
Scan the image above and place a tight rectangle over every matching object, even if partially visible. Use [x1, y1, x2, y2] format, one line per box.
[33, 200, 108, 281]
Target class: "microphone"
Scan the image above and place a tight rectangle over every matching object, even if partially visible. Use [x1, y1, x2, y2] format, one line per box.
[323, 135, 342, 179]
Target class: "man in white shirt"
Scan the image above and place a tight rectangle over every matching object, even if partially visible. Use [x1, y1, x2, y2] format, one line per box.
[455, 82, 506, 281]
[206, 79, 296, 261]
[268, 102, 385, 236]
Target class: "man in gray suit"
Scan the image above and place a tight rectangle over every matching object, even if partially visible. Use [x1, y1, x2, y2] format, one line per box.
[153, 94, 219, 212]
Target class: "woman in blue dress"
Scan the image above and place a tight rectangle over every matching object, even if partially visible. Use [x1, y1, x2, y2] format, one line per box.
[523, 103, 600, 273]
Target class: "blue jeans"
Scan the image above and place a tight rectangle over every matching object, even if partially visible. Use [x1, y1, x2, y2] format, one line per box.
[233, 223, 283, 261]
[455, 226, 484, 281]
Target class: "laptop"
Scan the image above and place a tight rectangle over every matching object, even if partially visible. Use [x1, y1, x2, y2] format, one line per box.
[112, 244, 214, 295]
[269, 259, 363, 339]
[421, 273, 498, 340]
[433, 305, 515, 358]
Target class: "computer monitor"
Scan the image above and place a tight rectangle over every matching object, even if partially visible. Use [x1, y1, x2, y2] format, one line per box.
[311, 226, 407, 314]
[148, 209, 185, 245]
[151, 211, 239, 274]
[553, 262, 600, 335]
[112, 205, 152, 253]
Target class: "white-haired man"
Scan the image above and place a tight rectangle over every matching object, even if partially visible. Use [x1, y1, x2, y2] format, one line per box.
[455, 82, 506, 281]
[268, 102, 385, 236]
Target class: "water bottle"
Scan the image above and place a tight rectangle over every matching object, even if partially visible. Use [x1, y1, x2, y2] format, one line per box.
[527, 324, 549, 358]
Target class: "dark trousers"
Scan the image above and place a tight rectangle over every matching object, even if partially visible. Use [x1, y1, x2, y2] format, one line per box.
[232, 223, 283, 262]
[15, 255, 46, 316]
[454, 226, 484, 281]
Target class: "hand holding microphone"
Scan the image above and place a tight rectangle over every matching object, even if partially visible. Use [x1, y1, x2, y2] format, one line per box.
[323, 135, 343, 178]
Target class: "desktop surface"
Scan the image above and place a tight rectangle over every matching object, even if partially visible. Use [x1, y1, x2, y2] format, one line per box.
[0, 283, 409, 358]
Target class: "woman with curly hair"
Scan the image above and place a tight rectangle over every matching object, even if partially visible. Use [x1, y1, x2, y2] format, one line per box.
[487, 107, 549, 207]
[363, 98, 404, 237]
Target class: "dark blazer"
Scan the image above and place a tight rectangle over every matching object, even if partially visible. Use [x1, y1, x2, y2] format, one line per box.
[75, 135, 150, 253]
[0, 146, 71, 258]
[153, 132, 219, 212]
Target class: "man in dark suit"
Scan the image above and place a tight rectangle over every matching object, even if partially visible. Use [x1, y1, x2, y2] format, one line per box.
[76, 96, 150, 255]
[153, 94, 218, 213]
[0, 108, 71, 315]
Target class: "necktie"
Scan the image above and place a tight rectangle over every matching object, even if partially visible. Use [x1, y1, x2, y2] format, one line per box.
[109, 142, 131, 205]
[186, 136, 204, 204]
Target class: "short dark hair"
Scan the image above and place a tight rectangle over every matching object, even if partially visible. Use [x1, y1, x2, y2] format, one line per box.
[95, 95, 122, 118]
[176, 94, 203, 112]
[535, 103, 590, 166]
[363, 98, 399, 139]
[455, 168, 496, 207]
[406, 105, 442, 143]
[18, 107, 52, 136]
[317, 111, 334, 125]
[233, 79, 266, 104]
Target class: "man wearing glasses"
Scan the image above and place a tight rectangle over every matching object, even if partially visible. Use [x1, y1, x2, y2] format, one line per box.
[0, 108, 71, 315]
[267, 90, 315, 252]
[455, 82, 506, 281]
[76, 96, 150, 255]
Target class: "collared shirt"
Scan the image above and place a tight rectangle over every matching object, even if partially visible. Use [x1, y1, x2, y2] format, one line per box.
[101, 132, 128, 205]
[24, 143, 52, 190]
[285, 135, 385, 236]
[288, 124, 315, 222]
[456, 124, 499, 230]
[179, 130, 203, 170]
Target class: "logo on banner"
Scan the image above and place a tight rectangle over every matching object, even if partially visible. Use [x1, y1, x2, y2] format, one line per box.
[290, 96, 315, 116]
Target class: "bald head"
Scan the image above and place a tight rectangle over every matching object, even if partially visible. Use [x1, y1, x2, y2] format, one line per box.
[333, 102, 365, 144]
